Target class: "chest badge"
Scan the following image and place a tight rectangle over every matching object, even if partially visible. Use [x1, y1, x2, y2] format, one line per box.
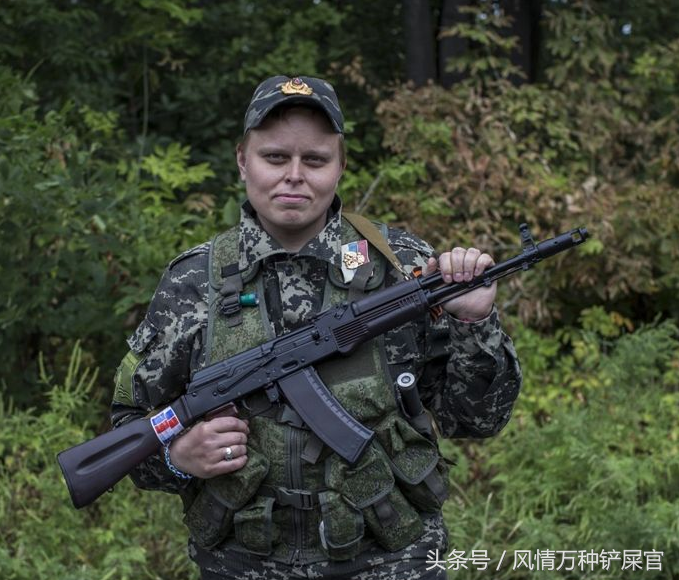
[341, 239, 370, 283]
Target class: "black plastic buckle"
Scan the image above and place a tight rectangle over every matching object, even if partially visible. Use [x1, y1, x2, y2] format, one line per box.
[219, 294, 241, 317]
[276, 487, 317, 510]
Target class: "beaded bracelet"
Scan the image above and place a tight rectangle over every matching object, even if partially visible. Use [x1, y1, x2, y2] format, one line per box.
[163, 444, 193, 480]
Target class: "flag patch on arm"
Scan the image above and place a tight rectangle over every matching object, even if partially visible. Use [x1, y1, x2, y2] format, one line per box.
[150, 407, 184, 444]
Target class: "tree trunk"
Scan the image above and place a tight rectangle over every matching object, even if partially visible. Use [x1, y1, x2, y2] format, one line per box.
[403, 0, 436, 86]
[438, 0, 471, 88]
[501, 0, 542, 84]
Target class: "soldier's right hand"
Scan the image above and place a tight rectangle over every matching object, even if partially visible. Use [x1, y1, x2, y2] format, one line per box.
[168, 406, 249, 478]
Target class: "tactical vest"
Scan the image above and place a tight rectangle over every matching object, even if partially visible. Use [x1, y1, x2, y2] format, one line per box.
[182, 217, 449, 563]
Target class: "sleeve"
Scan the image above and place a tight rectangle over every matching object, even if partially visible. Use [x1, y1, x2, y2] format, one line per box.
[386, 228, 523, 439]
[110, 243, 210, 493]
[419, 306, 522, 438]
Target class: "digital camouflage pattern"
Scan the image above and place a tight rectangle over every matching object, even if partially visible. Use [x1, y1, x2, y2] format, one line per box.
[111, 195, 522, 575]
[197, 513, 448, 580]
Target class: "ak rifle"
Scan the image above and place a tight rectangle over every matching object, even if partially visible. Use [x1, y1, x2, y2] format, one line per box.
[57, 224, 588, 508]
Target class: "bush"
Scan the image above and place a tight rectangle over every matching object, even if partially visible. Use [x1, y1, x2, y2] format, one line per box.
[0, 344, 197, 580]
[363, 4, 679, 328]
[0, 66, 223, 404]
[441, 318, 679, 578]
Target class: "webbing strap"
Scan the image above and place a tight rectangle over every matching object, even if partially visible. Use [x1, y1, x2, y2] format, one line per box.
[373, 497, 399, 527]
[258, 485, 321, 510]
[424, 471, 449, 504]
[217, 264, 244, 327]
[301, 433, 325, 465]
[348, 261, 376, 302]
[343, 212, 410, 280]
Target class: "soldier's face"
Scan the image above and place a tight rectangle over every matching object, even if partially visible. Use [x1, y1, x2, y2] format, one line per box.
[237, 108, 345, 249]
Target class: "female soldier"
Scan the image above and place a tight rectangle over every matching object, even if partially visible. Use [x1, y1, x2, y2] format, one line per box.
[111, 75, 522, 579]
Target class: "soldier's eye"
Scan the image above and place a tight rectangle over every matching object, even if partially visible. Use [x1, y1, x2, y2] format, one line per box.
[304, 156, 327, 166]
[264, 153, 287, 163]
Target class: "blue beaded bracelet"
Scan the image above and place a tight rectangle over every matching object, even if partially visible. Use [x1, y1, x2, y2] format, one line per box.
[163, 444, 193, 480]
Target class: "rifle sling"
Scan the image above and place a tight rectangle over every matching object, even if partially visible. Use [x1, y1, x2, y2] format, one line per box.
[343, 212, 410, 280]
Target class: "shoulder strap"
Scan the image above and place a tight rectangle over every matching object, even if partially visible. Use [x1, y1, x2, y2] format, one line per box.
[342, 212, 410, 280]
[208, 227, 260, 290]
[206, 226, 261, 362]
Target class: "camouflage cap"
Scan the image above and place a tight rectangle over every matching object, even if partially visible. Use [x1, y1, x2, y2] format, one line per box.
[243, 75, 344, 135]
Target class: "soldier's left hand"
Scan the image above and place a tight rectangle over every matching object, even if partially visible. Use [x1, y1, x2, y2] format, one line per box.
[424, 247, 496, 322]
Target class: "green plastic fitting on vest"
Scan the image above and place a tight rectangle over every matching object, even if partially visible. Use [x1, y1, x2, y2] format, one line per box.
[239, 292, 259, 307]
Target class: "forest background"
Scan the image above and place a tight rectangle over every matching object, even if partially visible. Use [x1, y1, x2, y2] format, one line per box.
[1, 0, 678, 578]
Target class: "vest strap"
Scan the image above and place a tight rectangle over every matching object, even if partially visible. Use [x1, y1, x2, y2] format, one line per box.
[348, 261, 376, 301]
[276, 404, 307, 429]
[217, 264, 244, 327]
[259, 485, 322, 510]
[408, 413, 435, 440]
[301, 433, 325, 465]
[373, 497, 399, 527]
[424, 471, 449, 505]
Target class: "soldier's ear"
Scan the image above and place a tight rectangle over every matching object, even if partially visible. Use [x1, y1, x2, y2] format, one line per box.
[236, 143, 247, 181]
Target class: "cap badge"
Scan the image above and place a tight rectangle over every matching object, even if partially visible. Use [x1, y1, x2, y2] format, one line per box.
[281, 77, 313, 96]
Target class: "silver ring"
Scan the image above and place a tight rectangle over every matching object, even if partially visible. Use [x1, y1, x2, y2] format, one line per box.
[224, 446, 234, 462]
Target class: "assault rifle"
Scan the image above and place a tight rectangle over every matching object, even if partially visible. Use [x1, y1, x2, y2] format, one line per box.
[58, 224, 588, 509]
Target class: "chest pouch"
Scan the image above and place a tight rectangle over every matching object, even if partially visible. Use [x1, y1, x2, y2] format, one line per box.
[234, 495, 279, 556]
[374, 414, 449, 513]
[183, 448, 270, 550]
[324, 433, 424, 553]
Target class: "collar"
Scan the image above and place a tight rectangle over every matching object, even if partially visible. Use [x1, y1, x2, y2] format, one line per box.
[238, 196, 343, 270]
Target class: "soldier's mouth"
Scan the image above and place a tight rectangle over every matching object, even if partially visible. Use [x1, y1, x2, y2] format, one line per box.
[273, 193, 311, 204]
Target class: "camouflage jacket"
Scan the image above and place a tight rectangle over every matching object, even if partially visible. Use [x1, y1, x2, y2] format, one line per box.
[111, 197, 522, 496]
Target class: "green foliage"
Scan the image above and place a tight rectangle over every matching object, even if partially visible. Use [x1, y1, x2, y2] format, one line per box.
[509, 306, 636, 419]
[0, 0, 401, 194]
[141, 143, 215, 192]
[0, 66, 220, 402]
[340, 155, 429, 224]
[0, 344, 195, 580]
[372, 2, 679, 326]
[442, 318, 679, 578]
[440, 4, 524, 83]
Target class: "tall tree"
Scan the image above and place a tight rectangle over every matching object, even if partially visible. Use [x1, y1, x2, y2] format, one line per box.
[438, 0, 471, 87]
[404, 0, 543, 86]
[502, 0, 542, 83]
[403, 0, 437, 86]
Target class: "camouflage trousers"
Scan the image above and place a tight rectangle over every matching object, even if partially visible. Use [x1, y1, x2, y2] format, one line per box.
[195, 513, 447, 580]
[199, 550, 446, 580]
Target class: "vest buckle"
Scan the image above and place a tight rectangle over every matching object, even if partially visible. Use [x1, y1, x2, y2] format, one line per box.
[259, 485, 321, 510]
[219, 293, 241, 317]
